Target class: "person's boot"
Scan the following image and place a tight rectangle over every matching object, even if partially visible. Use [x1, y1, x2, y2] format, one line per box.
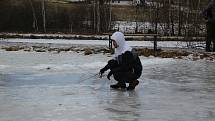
[127, 80, 139, 90]
[110, 83, 126, 89]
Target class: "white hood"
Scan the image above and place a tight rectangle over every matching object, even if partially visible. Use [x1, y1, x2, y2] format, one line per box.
[111, 32, 132, 58]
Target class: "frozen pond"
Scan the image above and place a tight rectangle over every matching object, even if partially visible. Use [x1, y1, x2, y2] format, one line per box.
[0, 50, 215, 121]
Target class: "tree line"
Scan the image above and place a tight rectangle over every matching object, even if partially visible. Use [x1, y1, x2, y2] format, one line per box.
[0, 0, 209, 37]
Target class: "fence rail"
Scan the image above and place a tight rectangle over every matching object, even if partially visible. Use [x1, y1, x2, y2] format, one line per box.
[105, 33, 160, 51]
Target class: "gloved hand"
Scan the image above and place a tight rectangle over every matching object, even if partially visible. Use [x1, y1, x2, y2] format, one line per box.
[107, 71, 113, 80]
[99, 68, 105, 78]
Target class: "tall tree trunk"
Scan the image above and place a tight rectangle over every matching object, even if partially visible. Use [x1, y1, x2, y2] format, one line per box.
[108, 1, 112, 31]
[93, 0, 96, 32]
[29, 0, 38, 32]
[178, 0, 182, 36]
[135, 5, 138, 33]
[149, 2, 152, 30]
[155, 3, 159, 34]
[42, 0, 46, 33]
[170, 3, 174, 36]
[168, 0, 171, 36]
[96, 1, 100, 33]
[185, 0, 190, 37]
[194, 0, 201, 36]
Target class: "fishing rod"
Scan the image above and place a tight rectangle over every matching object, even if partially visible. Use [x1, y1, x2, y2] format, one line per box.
[78, 73, 100, 83]
[74, 64, 108, 81]
[78, 72, 108, 84]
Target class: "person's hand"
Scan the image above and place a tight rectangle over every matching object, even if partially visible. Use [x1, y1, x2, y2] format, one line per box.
[107, 71, 113, 80]
[99, 68, 105, 78]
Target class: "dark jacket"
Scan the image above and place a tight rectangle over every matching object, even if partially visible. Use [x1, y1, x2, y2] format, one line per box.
[102, 49, 142, 77]
[203, 0, 215, 22]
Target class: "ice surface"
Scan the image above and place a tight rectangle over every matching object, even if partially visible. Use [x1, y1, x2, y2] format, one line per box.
[0, 50, 215, 121]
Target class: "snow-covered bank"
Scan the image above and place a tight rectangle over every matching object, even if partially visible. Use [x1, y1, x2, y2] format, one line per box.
[1, 38, 214, 62]
[0, 33, 206, 42]
[0, 38, 206, 48]
[0, 33, 109, 40]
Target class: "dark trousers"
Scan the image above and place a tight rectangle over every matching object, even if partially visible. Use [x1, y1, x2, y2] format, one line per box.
[206, 21, 215, 52]
[108, 60, 140, 84]
[113, 71, 139, 84]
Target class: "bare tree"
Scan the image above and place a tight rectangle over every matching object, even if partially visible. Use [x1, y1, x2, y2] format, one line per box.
[177, 0, 182, 36]
[194, 0, 201, 36]
[108, 0, 112, 31]
[28, 0, 38, 32]
[185, 0, 190, 37]
[93, 0, 96, 32]
[42, 0, 46, 32]
[90, 0, 111, 33]
[96, 0, 100, 32]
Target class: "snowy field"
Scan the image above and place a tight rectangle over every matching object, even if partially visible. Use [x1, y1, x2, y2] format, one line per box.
[0, 49, 215, 121]
[0, 38, 206, 49]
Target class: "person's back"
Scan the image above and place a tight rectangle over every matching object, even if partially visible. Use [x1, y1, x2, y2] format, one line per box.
[131, 49, 142, 78]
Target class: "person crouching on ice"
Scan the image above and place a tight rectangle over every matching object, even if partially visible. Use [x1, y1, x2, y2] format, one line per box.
[99, 32, 142, 90]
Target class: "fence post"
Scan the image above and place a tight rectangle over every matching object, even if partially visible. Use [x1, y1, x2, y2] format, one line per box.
[154, 35, 157, 51]
[109, 35, 112, 49]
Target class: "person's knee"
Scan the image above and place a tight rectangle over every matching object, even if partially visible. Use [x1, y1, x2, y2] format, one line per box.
[135, 72, 142, 79]
[113, 72, 125, 83]
[113, 72, 120, 81]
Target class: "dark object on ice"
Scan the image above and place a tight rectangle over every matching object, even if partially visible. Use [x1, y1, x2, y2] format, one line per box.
[46, 67, 51, 70]
[100, 32, 142, 90]
[203, 0, 215, 52]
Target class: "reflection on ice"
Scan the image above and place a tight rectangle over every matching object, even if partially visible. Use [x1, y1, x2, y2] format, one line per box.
[0, 50, 215, 121]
